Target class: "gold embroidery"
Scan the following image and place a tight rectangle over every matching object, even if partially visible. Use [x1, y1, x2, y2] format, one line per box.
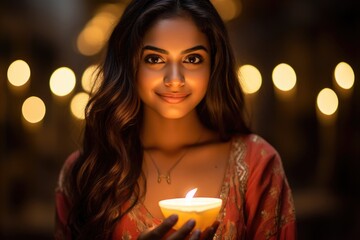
[117, 135, 298, 240]
[261, 210, 270, 221]
[121, 231, 132, 240]
[261, 148, 267, 156]
[269, 187, 278, 198]
[261, 180, 296, 239]
[214, 136, 248, 240]
[250, 134, 260, 143]
[233, 138, 248, 196]
[287, 190, 296, 217]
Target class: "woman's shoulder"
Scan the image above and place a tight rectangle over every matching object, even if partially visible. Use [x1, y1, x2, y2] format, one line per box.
[231, 133, 282, 171]
[230, 133, 289, 188]
[57, 151, 81, 192]
[64, 151, 81, 166]
[232, 133, 279, 157]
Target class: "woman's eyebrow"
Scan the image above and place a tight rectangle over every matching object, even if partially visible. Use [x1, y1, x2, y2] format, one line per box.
[142, 45, 168, 54]
[142, 45, 209, 55]
[181, 45, 208, 54]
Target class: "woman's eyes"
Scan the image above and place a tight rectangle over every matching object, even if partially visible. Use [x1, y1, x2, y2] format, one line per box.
[144, 55, 165, 64]
[183, 54, 204, 64]
[144, 54, 204, 65]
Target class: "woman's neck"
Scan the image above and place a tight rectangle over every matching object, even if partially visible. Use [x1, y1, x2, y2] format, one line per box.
[141, 110, 208, 152]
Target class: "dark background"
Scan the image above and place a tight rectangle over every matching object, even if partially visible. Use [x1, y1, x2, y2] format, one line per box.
[1, 0, 359, 239]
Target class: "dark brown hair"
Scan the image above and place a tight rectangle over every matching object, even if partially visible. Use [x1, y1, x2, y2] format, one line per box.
[66, 0, 250, 239]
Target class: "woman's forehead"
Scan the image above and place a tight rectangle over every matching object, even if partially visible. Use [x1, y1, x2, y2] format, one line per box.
[142, 16, 209, 52]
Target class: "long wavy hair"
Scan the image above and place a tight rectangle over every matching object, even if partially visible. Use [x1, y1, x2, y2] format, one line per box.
[66, 0, 251, 239]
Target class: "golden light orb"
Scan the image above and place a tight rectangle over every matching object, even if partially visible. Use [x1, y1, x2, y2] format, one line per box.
[272, 63, 297, 91]
[316, 88, 339, 116]
[77, 3, 123, 56]
[77, 25, 106, 56]
[238, 65, 262, 94]
[211, 0, 241, 22]
[22, 96, 46, 123]
[49, 67, 76, 96]
[81, 65, 100, 93]
[70, 92, 90, 120]
[334, 62, 355, 90]
[7, 59, 31, 87]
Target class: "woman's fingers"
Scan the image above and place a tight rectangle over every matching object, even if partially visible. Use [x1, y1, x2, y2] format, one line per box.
[166, 219, 196, 240]
[200, 221, 220, 240]
[138, 216, 215, 240]
[188, 229, 201, 240]
[138, 215, 178, 240]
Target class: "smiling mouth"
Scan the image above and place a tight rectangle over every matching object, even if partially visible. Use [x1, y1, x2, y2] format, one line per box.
[156, 93, 190, 104]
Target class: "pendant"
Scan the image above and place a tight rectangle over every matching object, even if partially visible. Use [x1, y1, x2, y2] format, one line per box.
[158, 174, 171, 184]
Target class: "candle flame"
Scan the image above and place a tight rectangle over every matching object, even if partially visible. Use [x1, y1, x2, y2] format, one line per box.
[185, 188, 198, 199]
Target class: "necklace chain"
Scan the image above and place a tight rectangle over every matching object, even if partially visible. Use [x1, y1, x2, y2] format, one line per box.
[146, 150, 188, 184]
[145, 134, 203, 184]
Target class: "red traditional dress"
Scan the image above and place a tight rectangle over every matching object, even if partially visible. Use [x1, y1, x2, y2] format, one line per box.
[55, 134, 297, 239]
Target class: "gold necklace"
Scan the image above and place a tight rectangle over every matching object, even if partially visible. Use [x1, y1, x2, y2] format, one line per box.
[145, 134, 203, 184]
[146, 149, 189, 184]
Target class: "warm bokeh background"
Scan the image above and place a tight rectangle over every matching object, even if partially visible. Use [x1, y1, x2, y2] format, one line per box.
[0, 0, 359, 239]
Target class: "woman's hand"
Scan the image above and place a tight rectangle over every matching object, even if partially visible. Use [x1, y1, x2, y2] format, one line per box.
[138, 215, 219, 240]
[200, 221, 220, 240]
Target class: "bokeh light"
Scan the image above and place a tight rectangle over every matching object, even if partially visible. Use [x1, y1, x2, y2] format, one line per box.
[272, 63, 297, 91]
[238, 65, 262, 94]
[316, 88, 339, 116]
[22, 96, 46, 123]
[77, 25, 106, 56]
[77, 3, 124, 56]
[7, 59, 31, 87]
[49, 67, 76, 96]
[81, 65, 100, 93]
[334, 62, 355, 90]
[70, 92, 90, 119]
[211, 0, 242, 22]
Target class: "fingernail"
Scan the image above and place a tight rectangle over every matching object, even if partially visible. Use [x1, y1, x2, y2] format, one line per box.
[193, 229, 201, 237]
[167, 214, 178, 224]
[186, 219, 196, 228]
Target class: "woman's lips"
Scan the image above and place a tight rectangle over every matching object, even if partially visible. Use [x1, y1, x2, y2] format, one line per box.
[156, 92, 190, 104]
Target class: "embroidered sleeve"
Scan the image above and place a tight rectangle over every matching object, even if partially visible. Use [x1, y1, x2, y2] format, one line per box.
[54, 151, 79, 240]
[244, 135, 296, 240]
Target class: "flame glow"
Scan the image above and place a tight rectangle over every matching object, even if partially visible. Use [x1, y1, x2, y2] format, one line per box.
[185, 188, 198, 200]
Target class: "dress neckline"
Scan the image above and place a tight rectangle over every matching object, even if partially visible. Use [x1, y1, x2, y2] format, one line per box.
[137, 136, 237, 222]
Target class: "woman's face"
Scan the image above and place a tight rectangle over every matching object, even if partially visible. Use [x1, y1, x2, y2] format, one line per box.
[137, 16, 210, 120]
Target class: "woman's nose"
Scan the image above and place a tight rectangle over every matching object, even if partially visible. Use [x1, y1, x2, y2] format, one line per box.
[163, 63, 185, 87]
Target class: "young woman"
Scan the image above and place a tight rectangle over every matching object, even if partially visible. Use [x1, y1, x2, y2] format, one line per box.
[55, 0, 296, 239]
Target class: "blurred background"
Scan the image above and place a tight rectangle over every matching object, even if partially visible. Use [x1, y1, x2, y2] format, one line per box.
[0, 0, 359, 239]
